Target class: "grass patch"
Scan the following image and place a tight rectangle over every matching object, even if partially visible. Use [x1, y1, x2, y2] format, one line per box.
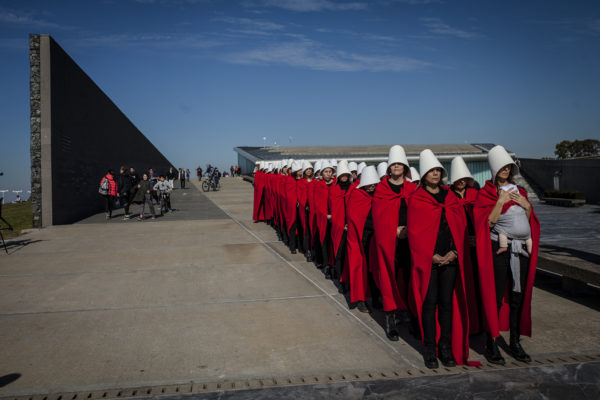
[1, 201, 33, 238]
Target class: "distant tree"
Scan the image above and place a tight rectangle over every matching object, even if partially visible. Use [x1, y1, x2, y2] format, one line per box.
[554, 139, 600, 159]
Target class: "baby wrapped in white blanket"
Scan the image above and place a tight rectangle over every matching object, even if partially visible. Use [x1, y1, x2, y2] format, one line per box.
[494, 184, 533, 255]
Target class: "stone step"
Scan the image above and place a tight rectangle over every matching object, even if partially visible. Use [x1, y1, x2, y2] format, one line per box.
[515, 174, 540, 202]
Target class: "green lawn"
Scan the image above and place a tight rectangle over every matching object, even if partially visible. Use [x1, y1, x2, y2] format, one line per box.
[1, 201, 33, 238]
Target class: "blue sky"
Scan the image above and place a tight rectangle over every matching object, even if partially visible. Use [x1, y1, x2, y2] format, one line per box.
[1, 0, 599, 201]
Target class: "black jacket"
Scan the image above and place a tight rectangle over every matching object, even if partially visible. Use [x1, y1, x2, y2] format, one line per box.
[116, 173, 132, 194]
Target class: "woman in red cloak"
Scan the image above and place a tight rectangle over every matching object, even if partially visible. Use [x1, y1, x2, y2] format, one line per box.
[284, 161, 302, 253]
[449, 156, 481, 334]
[313, 161, 335, 276]
[408, 149, 477, 370]
[474, 145, 540, 365]
[252, 163, 266, 222]
[346, 166, 382, 313]
[328, 160, 353, 287]
[297, 161, 315, 261]
[372, 145, 417, 341]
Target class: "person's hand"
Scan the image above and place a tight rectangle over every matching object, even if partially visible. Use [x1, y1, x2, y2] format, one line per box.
[509, 191, 531, 211]
[116, 193, 120, 197]
[344, 224, 348, 231]
[327, 214, 332, 220]
[440, 251, 457, 265]
[498, 189, 511, 205]
[396, 225, 407, 239]
[432, 254, 444, 265]
[137, 184, 141, 188]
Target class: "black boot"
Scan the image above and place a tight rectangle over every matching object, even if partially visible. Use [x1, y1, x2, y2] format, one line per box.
[423, 345, 439, 369]
[385, 312, 399, 341]
[324, 266, 332, 279]
[438, 341, 456, 367]
[509, 334, 531, 363]
[484, 333, 506, 365]
[356, 301, 370, 313]
[305, 250, 313, 262]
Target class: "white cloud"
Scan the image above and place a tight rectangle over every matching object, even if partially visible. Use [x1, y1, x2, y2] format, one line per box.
[0, 9, 70, 29]
[420, 17, 483, 39]
[261, 0, 367, 12]
[70, 33, 224, 49]
[222, 39, 429, 72]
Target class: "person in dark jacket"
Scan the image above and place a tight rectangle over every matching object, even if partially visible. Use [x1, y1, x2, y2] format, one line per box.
[178, 168, 186, 189]
[116, 166, 132, 219]
[167, 167, 177, 189]
[100, 169, 118, 219]
[133, 173, 156, 220]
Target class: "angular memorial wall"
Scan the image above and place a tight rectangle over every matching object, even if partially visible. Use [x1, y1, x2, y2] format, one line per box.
[30, 34, 174, 226]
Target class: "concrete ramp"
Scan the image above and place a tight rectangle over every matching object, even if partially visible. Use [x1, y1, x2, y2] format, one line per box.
[0, 179, 598, 399]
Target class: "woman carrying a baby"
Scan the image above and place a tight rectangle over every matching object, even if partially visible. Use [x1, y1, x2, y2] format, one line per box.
[473, 145, 540, 365]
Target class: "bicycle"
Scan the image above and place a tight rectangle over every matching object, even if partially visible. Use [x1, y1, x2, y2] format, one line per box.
[158, 191, 170, 215]
[201, 175, 220, 192]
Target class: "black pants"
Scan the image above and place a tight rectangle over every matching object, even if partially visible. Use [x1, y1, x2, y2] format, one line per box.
[333, 230, 347, 280]
[180, 179, 185, 189]
[303, 209, 311, 252]
[395, 239, 412, 308]
[104, 195, 115, 216]
[363, 236, 381, 301]
[320, 222, 332, 267]
[492, 241, 529, 337]
[422, 264, 458, 347]
[288, 221, 298, 251]
[119, 192, 130, 215]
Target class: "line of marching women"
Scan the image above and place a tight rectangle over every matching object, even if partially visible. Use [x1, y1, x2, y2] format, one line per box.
[251, 145, 539, 370]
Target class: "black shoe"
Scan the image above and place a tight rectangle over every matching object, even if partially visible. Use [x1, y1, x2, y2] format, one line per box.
[290, 249, 297, 254]
[305, 250, 314, 262]
[423, 346, 439, 369]
[509, 341, 531, 363]
[438, 343, 457, 367]
[484, 335, 506, 365]
[338, 283, 347, 294]
[385, 313, 399, 341]
[356, 301, 370, 313]
[324, 266, 332, 279]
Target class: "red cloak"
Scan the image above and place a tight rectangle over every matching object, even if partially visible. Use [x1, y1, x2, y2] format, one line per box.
[346, 187, 373, 302]
[277, 174, 287, 230]
[328, 182, 350, 261]
[297, 179, 309, 233]
[455, 187, 480, 334]
[313, 179, 334, 245]
[407, 186, 479, 367]
[372, 178, 417, 312]
[473, 180, 540, 338]
[307, 180, 317, 246]
[252, 171, 266, 222]
[284, 175, 298, 232]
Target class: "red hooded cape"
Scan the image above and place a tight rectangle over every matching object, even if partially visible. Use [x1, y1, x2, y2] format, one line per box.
[284, 175, 298, 232]
[473, 180, 540, 338]
[328, 182, 350, 261]
[296, 179, 309, 233]
[253, 171, 266, 222]
[455, 186, 480, 334]
[277, 174, 287, 231]
[346, 187, 374, 302]
[265, 173, 274, 221]
[407, 187, 480, 367]
[372, 178, 417, 312]
[313, 179, 334, 245]
[307, 181, 318, 246]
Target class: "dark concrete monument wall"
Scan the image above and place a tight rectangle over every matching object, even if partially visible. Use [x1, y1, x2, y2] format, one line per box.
[520, 158, 600, 204]
[30, 34, 174, 226]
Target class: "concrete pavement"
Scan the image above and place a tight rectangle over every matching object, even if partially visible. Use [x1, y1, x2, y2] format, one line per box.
[0, 178, 599, 399]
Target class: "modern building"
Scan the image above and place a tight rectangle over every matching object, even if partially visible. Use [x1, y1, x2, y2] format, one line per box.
[234, 143, 513, 187]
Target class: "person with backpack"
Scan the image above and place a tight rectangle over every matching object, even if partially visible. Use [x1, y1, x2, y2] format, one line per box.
[99, 169, 118, 220]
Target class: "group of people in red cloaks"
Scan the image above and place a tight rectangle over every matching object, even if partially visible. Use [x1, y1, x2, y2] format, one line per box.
[252, 145, 540, 370]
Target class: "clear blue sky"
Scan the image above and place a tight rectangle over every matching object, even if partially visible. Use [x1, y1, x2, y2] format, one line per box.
[1, 0, 599, 201]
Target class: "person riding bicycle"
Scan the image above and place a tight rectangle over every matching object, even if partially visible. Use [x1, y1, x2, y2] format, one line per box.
[205, 164, 220, 187]
[153, 175, 173, 213]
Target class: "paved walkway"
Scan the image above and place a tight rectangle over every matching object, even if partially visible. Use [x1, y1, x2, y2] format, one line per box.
[0, 178, 598, 399]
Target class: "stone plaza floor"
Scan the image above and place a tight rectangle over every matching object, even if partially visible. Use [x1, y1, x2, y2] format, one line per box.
[0, 178, 598, 399]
